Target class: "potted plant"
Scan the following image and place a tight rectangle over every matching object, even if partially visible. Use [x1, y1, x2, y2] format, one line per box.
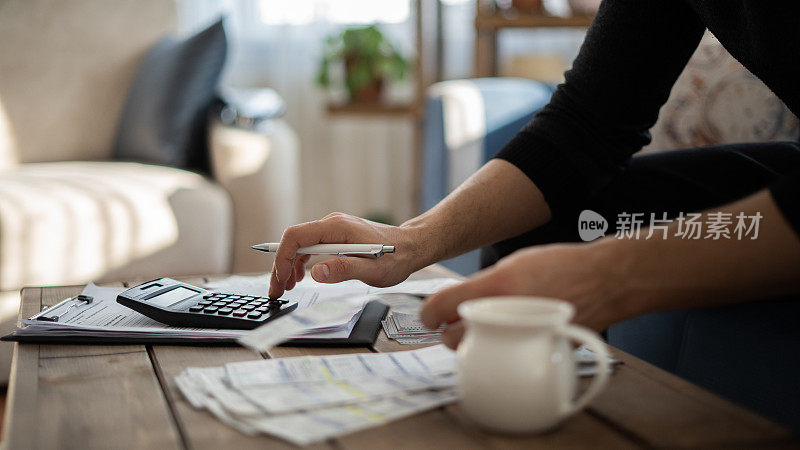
[316, 25, 409, 103]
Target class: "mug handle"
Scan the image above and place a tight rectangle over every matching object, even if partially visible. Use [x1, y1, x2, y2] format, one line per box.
[556, 325, 611, 418]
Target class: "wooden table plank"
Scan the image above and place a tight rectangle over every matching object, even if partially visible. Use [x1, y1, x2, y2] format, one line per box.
[588, 348, 793, 448]
[149, 345, 322, 450]
[2, 287, 42, 449]
[4, 284, 182, 449]
[442, 406, 639, 450]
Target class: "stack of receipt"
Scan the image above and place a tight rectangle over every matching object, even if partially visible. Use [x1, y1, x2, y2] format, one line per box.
[382, 310, 444, 344]
[176, 344, 618, 444]
[175, 345, 459, 445]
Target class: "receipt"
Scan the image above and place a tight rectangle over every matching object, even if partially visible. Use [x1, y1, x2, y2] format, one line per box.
[369, 277, 462, 296]
[238, 375, 455, 414]
[249, 389, 459, 446]
[225, 344, 456, 387]
[175, 346, 460, 443]
[237, 296, 367, 352]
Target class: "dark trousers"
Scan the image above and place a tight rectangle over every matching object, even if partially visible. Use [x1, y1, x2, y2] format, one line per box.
[481, 142, 800, 431]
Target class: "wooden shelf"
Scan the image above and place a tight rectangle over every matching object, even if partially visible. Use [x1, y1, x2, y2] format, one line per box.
[326, 102, 420, 117]
[476, 12, 594, 29]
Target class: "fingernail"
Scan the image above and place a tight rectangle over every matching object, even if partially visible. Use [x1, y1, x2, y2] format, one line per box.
[313, 264, 330, 281]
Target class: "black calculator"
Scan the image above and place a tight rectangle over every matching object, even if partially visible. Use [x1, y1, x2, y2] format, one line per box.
[117, 278, 298, 330]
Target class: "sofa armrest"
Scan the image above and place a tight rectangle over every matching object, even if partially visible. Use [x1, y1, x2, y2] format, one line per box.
[209, 118, 300, 272]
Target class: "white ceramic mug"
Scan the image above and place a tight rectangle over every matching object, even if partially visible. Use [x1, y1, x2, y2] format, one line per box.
[456, 297, 610, 433]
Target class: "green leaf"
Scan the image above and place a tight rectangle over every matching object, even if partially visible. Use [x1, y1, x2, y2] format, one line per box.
[317, 24, 409, 94]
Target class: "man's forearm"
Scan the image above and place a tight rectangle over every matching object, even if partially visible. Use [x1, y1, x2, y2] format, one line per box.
[400, 159, 551, 270]
[597, 190, 800, 320]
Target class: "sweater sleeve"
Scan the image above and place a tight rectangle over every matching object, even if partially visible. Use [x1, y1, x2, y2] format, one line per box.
[494, 0, 705, 215]
[769, 173, 800, 235]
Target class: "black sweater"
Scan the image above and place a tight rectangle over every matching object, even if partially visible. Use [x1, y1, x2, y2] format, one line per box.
[495, 0, 800, 234]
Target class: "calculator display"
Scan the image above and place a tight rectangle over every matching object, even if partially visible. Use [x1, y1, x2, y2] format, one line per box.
[148, 287, 200, 307]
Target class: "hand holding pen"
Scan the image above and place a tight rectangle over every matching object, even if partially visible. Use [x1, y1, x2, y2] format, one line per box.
[258, 213, 425, 299]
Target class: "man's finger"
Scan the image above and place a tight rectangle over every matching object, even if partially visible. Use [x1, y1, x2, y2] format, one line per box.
[440, 321, 465, 350]
[311, 256, 376, 284]
[273, 221, 347, 286]
[295, 255, 311, 282]
[420, 269, 505, 329]
[285, 267, 297, 291]
[268, 264, 283, 299]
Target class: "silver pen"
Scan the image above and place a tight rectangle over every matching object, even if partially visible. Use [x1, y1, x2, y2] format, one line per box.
[251, 243, 396, 258]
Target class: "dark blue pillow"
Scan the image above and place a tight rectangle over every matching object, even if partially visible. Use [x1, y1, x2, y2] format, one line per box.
[112, 18, 227, 172]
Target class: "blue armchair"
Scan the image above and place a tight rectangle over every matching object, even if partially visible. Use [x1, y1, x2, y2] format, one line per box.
[421, 78, 554, 275]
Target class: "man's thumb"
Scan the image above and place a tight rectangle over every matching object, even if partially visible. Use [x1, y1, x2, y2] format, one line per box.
[311, 257, 371, 283]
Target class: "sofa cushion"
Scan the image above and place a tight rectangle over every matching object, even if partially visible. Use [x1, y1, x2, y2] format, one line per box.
[0, 0, 176, 167]
[0, 162, 232, 291]
[644, 30, 799, 153]
[112, 19, 227, 172]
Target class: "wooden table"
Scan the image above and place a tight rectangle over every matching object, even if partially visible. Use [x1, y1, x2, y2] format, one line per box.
[3, 267, 795, 449]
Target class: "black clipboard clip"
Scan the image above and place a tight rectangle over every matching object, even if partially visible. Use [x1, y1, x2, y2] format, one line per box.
[37, 295, 94, 322]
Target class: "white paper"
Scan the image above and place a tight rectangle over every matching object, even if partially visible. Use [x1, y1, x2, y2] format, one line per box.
[237, 296, 368, 352]
[24, 283, 245, 337]
[369, 277, 463, 296]
[227, 345, 456, 388]
[18, 281, 367, 341]
[248, 389, 458, 445]
[175, 346, 460, 444]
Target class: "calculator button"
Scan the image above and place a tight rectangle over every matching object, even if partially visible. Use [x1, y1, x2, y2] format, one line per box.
[250, 301, 264, 306]
[241, 305, 256, 311]
[212, 302, 227, 307]
[217, 307, 233, 315]
[232, 309, 247, 317]
[247, 312, 262, 319]
[203, 306, 219, 313]
[198, 301, 211, 306]
[189, 306, 203, 312]
[203, 294, 213, 299]
[228, 295, 242, 299]
[242, 296, 256, 300]
[255, 307, 269, 313]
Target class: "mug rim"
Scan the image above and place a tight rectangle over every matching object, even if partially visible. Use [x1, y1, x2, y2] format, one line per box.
[457, 296, 575, 328]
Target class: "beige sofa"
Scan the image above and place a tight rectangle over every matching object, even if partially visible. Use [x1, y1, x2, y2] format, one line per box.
[0, 0, 300, 382]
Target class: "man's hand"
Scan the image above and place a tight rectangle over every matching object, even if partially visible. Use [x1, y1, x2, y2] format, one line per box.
[421, 190, 800, 350]
[268, 213, 427, 299]
[420, 242, 629, 349]
[268, 159, 553, 299]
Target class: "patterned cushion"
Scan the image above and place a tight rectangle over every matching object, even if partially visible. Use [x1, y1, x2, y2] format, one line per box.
[644, 31, 799, 153]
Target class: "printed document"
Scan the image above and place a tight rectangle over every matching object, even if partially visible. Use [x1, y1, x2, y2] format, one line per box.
[174, 345, 459, 445]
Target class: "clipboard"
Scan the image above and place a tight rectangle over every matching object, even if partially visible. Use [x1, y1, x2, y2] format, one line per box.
[1, 301, 388, 347]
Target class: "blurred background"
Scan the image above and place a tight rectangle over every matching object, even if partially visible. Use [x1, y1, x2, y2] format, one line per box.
[0, 0, 796, 387]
